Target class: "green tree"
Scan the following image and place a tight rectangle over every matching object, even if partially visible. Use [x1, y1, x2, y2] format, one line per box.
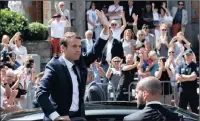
[0, 9, 28, 40]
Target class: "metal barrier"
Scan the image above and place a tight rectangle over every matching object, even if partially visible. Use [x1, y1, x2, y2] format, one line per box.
[24, 77, 199, 108]
[96, 82, 117, 101]
[128, 81, 177, 105]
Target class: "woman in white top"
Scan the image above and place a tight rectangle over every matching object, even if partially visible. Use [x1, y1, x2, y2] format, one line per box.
[121, 29, 137, 56]
[152, 2, 172, 25]
[9, 33, 27, 65]
[86, 2, 102, 41]
[152, 2, 172, 39]
[110, 12, 126, 41]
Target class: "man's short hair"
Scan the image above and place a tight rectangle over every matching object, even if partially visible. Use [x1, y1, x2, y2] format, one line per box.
[177, 1, 184, 5]
[85, 30, 93, 36]
[61, 32, 81, 47]
[137, 76, 162, 95]
[59, 1, 65, 6]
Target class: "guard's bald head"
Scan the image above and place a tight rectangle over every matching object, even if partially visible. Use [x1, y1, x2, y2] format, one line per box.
[136, 76, 162, 96]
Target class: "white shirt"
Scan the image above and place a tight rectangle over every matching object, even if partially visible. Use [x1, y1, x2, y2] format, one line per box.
[87, 9, 98, 30]
[1, 85, 6, 107]
[108, 5, 123, 20]
[153, 12, 160, 21]
[112, 28, 122, 41]
[154, 29, 161, 40]
[49, 30, 109, 120]
[145, 35, 150, 42]
[10, 44, 27, 65]
[106, 38, 114, 62]
[86, 40, 94, 53]
[146, 101, 162, 106]
[129, 6, 133, 16]
[50, 20, 66, 38]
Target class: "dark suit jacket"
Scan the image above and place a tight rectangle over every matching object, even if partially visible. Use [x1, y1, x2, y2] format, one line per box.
[124, 104, 182, 121]
[101, 38, 124, 64]
[125, 6, 136, 24]
[81, 39, 95, 55]
[36, 37, 107, 120]
[84, 81, 106, 102]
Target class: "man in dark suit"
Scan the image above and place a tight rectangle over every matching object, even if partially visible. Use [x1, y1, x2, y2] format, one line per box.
[123, 76, 182, 121]
[81, 30, 95, 55]
[101, 29, 124, 72]
[36, 10, 110, 121]
[84, 69, 106, 102]
[124, 0, 136, 30]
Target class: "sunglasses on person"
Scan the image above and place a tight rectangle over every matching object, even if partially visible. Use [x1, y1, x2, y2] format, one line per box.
[169, 51, 175, 54]
[142, 27, 149, 30]
[179, 3, 184, 6]
[114, 60, 120, 63]
[161, 29, 167, 31]
[60, 4, 64, 6]
[111, 23, 117, 26]
[139, 34, 145, 36]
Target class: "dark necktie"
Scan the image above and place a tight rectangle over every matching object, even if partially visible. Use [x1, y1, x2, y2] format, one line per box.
[72, 65, 81, 84]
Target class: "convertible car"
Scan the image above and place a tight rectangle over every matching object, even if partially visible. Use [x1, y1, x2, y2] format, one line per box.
[1, 101, 199, 121]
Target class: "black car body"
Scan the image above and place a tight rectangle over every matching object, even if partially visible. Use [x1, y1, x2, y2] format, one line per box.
[1, 101, 199, 121]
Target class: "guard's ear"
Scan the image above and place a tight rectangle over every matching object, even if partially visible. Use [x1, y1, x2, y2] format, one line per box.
[143, 90, 149, 101]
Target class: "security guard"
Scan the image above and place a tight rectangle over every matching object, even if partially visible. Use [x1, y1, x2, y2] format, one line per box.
[176, 49, 199, 114]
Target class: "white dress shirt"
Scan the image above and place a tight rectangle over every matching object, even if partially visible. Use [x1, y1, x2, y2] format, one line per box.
[49, 30, 109, 120]
[50, 20, 66, 38]
[129, 6, 133, 16]
[86, 39, 94, 53]
[112, 28, 122, 41]
[106, 38, 114, 62]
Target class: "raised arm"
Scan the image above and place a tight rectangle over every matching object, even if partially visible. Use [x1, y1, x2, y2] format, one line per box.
[152, 3, 156, 13]
[169, 36, 177, 47]
[132, 13, 139, 35]
[120, 11, 127, 32]
[162, 2, 170, 16]
[122, 63, 138, 71]
[84, 10, 110, 66]
[54, 1, 62, 14]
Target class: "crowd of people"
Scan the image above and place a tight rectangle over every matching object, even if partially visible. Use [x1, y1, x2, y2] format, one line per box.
[0, 0, 199, 117]
[0, 32, 41, 113]
[81, 0, 199, 114]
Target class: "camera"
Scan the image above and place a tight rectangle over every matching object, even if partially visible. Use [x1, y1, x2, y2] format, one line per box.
[26, 59, 34, 68]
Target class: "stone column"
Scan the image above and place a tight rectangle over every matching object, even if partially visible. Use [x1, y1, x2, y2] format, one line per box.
[43, 1, 51, 25]
[69, 0, 86, 37]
